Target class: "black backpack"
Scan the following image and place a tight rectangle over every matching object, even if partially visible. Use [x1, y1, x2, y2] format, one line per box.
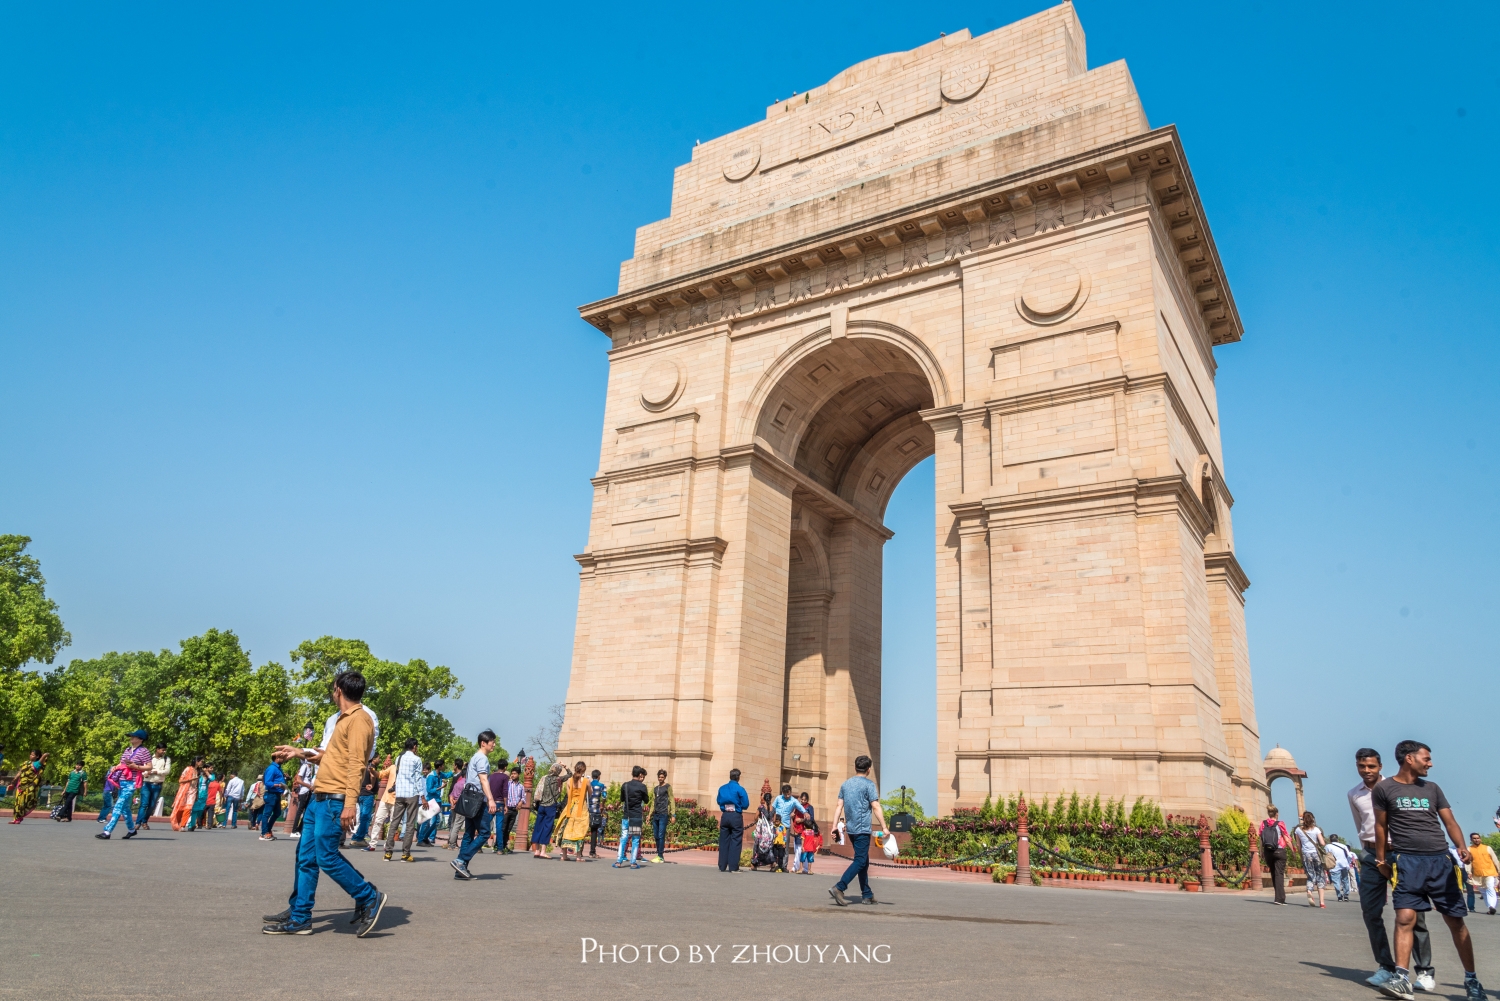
[1260, 821, 1282, 850]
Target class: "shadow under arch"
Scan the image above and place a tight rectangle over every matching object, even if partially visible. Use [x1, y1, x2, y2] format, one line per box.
[743, 321, 949, 522]
[743, 318, 949, 798]
[736, 319, 953, 449]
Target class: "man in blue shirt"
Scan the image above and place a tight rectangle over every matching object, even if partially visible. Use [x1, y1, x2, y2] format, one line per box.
[260, 759, 287, 840]
[829, 755, 889, 906]
[772, 783, 808, 872]
[418, 762, 444, 845]
[716, 768, 751, 872]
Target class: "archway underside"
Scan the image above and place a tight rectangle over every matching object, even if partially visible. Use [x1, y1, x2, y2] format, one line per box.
[758, 336, 936, 801]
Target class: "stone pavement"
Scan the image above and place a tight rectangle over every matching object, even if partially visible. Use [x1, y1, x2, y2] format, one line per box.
[4, 820, 1499, 1001]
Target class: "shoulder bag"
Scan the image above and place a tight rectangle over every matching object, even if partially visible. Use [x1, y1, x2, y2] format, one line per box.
[456, 775, 487, 820]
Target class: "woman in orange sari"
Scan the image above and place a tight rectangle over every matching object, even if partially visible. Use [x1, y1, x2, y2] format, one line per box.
[558, 761, 592, 861]
[170, 760, 198, 831]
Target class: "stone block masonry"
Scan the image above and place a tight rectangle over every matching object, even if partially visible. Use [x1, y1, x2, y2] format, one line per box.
[559, 2, 1266, 822]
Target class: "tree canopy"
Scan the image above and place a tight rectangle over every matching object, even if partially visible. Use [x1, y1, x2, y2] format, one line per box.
[0, 535, 70, 672]
[0, 543, 472, 784]
[5, 629, 467, 785]
[289, 636, 464, 759]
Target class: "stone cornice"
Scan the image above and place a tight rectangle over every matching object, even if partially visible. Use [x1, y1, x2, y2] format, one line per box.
[978, 474, 1214, 543]
[590, 453, 713, 489]
[722, 442, 894, 540]
[987, 374, 1128, 417]
[575, 537, 728, 576]
[1204, 550, 1251, 595]
[579, 126, 1242, 350]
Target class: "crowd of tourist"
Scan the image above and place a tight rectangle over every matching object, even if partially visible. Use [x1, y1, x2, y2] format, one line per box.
[3, 683, 1489, 1001]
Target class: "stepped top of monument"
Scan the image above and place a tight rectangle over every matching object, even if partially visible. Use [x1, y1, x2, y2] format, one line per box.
[617, 3, 1150, 295]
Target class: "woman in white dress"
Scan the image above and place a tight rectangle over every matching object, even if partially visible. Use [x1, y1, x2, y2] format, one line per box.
[1295, 811, 1328, 908]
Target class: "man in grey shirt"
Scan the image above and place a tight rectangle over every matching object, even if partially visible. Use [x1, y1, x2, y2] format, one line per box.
[452, 730, 499, 879]
[1350, 747, 1433, 992]
[829, 755, 889, 906]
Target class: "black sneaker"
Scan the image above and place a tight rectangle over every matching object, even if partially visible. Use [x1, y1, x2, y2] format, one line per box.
[383, 851, 393, 861]
[123, 830, 137, 840]
[829, 887, 848, 906]
[354, 891, 388, 938]
[263, 908, 291, 923]
[401, 853, 415, 862]
[1380, 972, 1415, 1001]
[95, 833, 110, 840]
[262, 920, 313, 935]
[1465, 977, 1486, 1001]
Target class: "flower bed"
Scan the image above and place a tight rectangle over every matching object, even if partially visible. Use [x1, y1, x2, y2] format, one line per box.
[906, 794, 1250, 878]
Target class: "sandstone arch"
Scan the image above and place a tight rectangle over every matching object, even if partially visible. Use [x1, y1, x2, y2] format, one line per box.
[559, 4, 1267, 819]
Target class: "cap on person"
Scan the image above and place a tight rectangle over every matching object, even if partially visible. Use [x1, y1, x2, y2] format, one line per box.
[128, 729, 149, 740]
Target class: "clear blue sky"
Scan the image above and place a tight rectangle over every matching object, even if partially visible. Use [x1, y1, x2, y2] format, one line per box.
[4, 2, 1496, 833]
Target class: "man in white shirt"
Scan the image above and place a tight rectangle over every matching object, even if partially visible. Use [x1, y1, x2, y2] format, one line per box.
[384, 738, 425, 862]
[224, 772, 246, 829]
[138, 746, 172, 830]
[1350, 746, 1433, 991]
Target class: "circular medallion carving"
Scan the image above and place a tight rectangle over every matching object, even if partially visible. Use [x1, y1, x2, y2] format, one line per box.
[639, 360, 683, 411]
[722, 143, 761, 182]
[941, 58, 991, 102]
[1016, 261, 1089, 325]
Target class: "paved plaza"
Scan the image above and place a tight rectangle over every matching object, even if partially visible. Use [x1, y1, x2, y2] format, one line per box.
[5, 822, 1500, 1000]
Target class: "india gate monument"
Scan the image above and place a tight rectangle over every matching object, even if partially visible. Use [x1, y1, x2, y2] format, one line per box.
[557, 2, 1268, 820]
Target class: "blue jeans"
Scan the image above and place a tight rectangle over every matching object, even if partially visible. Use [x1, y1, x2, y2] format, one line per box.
[224, 797, 240, 828]
[260, 792, 283, 835]
[102, 780, 138, 835]
[136, 782, 163, 826]
[1331, 866, 1353, 899]
[289, 797, 379, 925]
[353, 795, 374, 840]
[836, 832, 872, 899]
[652, 814, 669, 858]
[97, 786, 114, 822]
[616, 818, 641, 864]
[418, 815, 439, 843]
[457, 808, 492, 866]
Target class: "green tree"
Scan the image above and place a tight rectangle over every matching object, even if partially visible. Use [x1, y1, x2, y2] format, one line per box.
[289, 636, 463, 759]
[39, 651, 141, 782]
[34, 632, 294, 784]
[129, 629, 295, 776]
[881, 785, 926, 819]
[0, 535, 70, 672]
[0, 667, 47, 765]
[0, 535, 70, 761]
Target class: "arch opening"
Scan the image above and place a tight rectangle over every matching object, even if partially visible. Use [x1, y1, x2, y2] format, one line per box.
[756, 334, 938, 803]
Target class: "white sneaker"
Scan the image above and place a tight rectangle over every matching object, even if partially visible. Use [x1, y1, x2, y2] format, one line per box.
[1414, 970, 1437, 993]
[1368, 970, 1396, 988]
[290, 832, 301, 838]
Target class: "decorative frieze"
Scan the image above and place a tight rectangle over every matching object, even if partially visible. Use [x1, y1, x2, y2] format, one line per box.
[591, 130, 1240, 353]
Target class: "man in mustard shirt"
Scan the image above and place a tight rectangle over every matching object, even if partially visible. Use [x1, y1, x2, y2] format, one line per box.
[1468, 833, 1499, 915]
[263, 671, 389, 938]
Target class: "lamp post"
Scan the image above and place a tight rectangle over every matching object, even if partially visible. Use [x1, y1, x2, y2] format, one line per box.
[1016, 796, 1031, 884]
[1198, 815, 1214, 892]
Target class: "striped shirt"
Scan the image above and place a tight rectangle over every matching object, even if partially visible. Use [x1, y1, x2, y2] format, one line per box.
[117, 745, 152, 783]
[393, 751, 425, 798]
